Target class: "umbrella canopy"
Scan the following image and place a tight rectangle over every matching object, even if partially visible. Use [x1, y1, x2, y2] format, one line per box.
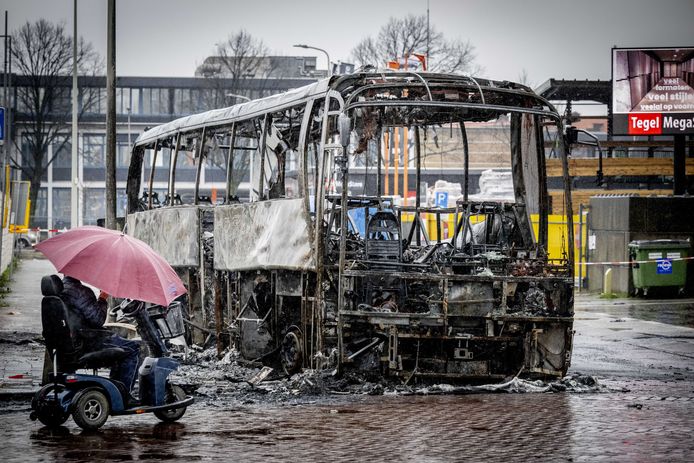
[35, 226, 187, 306]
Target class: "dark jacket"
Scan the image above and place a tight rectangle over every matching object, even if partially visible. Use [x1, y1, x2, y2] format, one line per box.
[60, 276, 108, 350]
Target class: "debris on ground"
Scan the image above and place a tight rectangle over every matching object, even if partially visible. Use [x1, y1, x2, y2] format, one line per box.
[0, 332, 44, 345]
[169, 347, 609, 405]
[247, 366, 273, 386]
[412, 372, 608, 395]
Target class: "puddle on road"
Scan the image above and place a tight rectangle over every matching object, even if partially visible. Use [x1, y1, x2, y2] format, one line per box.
[577, 301, 694, 328]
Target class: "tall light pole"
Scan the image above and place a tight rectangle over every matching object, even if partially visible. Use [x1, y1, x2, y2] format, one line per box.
[0, 10, 11, 272]
[126, 106, 132, 151]
[105, 0, 116, 229]
[71, 0, 79, 228]
[293, 44, 332, 76]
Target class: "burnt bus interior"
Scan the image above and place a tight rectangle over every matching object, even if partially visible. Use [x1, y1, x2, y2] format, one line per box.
[126, 73, 575, 383]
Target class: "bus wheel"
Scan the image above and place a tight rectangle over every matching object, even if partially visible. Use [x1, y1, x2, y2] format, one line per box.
[280, 329, 303, 376]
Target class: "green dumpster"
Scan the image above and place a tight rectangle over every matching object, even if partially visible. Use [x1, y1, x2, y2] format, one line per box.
[628, 239, 690, 296]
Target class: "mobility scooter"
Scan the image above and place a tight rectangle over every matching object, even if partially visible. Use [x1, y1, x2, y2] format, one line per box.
[30, 275, 193, 430]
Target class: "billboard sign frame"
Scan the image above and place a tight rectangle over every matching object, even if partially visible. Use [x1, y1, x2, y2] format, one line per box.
[611, 46, 694, 136]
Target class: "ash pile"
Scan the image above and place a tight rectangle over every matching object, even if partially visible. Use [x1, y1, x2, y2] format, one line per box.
[169, 346, 609, 406]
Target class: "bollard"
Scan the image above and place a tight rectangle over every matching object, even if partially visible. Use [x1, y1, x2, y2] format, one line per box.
[603, 268, 613, 296]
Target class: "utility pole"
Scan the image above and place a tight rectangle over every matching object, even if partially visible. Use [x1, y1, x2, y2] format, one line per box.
[105, 0, 116, 229]
[426, 0, 430, 70]
[71, 0, 79, 228]
[126, 106, 132, 151]
[0, 10, 9, 273]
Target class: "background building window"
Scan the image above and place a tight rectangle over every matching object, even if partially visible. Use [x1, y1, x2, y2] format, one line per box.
[116, 87, 131, 114]
[83, 188, 105, 225]
[131, 88, 141, 114]
[117, 134, 133, 167]
[32, 188, 48, 229]
[174, 88, 193, 115]
[52, 188, 72, 229]
[83, 134, 105, 167]
[52, 135, 72, 168]
[142, 88, 169, 115]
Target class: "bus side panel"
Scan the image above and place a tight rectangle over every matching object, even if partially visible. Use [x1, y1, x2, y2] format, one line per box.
[127, 207, 200, 267]
[213, 198, 315, 272]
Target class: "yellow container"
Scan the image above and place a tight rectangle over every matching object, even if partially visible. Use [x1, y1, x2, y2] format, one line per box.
[419, 211, 582, 274]
[531, 214, 584, 275]
[426, 212, 456, 241]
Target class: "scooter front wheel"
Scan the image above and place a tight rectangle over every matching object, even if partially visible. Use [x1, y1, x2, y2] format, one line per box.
[154, 384, 186, 423]
[72, 389, 110, 430]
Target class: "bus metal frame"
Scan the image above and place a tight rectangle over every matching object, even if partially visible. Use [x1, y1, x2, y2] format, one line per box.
[126, 72, 575, 382]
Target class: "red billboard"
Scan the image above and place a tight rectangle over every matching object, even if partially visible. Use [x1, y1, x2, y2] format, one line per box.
[612, 47, 694, 135]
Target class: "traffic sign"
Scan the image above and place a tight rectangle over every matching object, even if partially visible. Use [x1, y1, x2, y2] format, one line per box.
[435, 191, 448, 208]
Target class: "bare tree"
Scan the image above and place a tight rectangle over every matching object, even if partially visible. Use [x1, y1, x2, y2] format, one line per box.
[197, 29, 280, 108]
[11, 19, 102, 221]
[197, 30, 283, 195]
[215, 30, 270, 82]
[352, 14, 479, 74]
[517, 68, 534, 89]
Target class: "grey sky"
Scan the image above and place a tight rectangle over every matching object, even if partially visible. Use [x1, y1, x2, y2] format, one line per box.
[1, 0, 693, 86]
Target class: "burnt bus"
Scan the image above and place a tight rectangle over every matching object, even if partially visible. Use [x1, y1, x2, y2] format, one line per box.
[126, 72, 574, 382]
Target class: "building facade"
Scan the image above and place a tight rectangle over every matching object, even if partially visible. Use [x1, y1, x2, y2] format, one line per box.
[7, 71, 319, 229]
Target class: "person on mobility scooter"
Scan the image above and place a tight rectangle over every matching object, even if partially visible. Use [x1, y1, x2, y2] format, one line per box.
[60, 276, 141, 396]
[30, 275, 193, 430]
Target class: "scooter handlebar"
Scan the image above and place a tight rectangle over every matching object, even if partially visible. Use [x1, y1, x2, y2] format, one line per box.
[118, 299, 143, 317]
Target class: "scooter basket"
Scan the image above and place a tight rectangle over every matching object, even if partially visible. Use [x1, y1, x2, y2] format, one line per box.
[148, 302, 185, 339]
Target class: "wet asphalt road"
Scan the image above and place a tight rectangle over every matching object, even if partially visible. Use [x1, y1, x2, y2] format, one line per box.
[2, 301, 693, 462]
[1, 256, 693, 461]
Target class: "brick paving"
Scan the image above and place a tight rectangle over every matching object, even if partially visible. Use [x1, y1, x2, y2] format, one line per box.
[1, 392, 692, 462]
[0, 253, 692, 461]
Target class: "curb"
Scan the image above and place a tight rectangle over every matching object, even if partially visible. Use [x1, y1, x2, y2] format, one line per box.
[0, 390, 37, 401]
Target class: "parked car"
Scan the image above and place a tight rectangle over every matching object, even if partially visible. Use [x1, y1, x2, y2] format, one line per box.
[15, 229, 39, 249]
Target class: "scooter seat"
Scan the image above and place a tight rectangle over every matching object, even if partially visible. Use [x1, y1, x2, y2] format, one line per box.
[79, 347, 128, 369]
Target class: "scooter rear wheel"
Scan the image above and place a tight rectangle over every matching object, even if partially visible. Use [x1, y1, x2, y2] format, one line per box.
[154, 384, 186, 422]
[72, 389, 110, 430]
[34, 384, 69, 427]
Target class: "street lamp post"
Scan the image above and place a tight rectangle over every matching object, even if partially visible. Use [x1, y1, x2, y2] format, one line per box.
[0, 11, 11, 273]
[71, 0, 79, 229]
[293, 44, 332, 76]
[126, 106, 132, 151]
[225, 93, 251, 103]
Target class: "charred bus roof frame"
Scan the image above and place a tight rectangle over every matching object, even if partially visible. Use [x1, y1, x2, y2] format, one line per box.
[125, 71, 575, 382]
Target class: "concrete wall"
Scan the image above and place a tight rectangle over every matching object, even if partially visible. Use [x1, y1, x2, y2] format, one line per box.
[587, 195, 694, 294]
[0, 192, 13, 275]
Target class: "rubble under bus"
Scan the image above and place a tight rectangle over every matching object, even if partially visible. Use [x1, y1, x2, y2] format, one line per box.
[126, 72, 575, 383]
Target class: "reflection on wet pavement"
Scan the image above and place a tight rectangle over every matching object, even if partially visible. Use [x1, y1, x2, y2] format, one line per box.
[1, 392, 690, 462]
[576, 298, 694, 328]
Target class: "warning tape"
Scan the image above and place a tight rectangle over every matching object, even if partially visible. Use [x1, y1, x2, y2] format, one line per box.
[30, 228, 61, 233]
[579, 256, 694, 267]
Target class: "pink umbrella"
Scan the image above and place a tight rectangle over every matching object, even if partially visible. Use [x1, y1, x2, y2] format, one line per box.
[35, 226, 187, 306]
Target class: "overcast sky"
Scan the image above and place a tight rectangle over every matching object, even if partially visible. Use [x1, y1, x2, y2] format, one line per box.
[1, 0, 693, 87]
